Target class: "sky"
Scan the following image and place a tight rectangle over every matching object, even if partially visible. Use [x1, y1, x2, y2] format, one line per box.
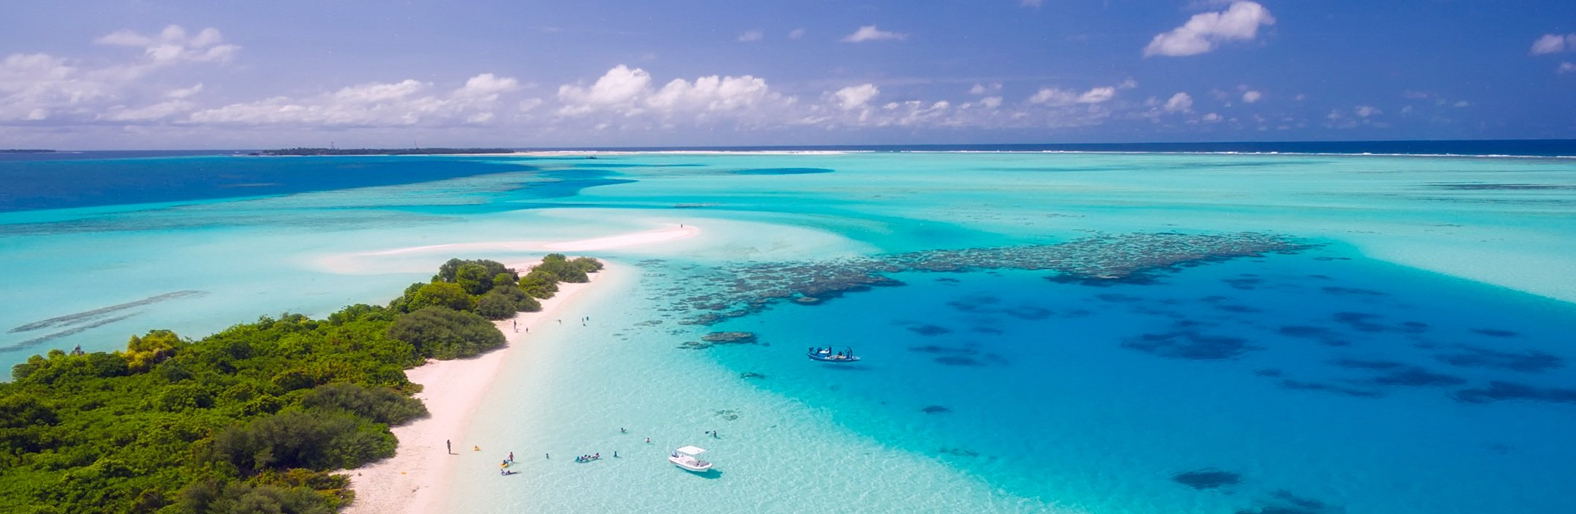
[1, 0, 1574, 149]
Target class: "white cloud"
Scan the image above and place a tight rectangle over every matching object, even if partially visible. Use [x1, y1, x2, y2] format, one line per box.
[1560, 62, 1576, 74]
[166, 83, 204, 99]
[1028, 86, 1116, 106]
[1118, 78, 1139, 90]
[1454, 100, 1471, 107]
[738, 30, 764, 42]
[103, 100, 195, 121]
[1021, 0, 1044, 6]
[648, 75, 771, 111]
[1202, 112, 1223, 122]
[1355, 105, 1380, 118]
[835, 84, 880, 110]
[95, 25, 239, 64]
[189, 73, 520, 126]
[557, 65, 652, 114]
[842, 25, 907, 43]
[1164, 92, 1193, 112]
[1242, 90, 1262, 103]
[1530, 34, 1574, 55]
[1143, 1, 1275, 57]
[980, 96, 1003, 108]
[789, 28, 807, 40]
[969, 82, 1001, 95]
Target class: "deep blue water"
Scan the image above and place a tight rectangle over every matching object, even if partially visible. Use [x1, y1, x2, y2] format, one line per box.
[695, 247, 1576, 514]
[0, 155, 535, 212]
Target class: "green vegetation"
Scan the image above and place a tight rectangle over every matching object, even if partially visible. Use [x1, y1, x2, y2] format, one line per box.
[0, 256, 599, 513]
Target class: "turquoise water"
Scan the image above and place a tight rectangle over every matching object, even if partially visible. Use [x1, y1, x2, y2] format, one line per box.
[3, 152, 1576, 513]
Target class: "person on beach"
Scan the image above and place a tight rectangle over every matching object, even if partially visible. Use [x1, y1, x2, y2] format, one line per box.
[509, 451, 514, 462]
[446, 440, 451, 454]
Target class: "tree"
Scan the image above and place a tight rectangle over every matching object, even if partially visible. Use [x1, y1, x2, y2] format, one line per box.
[454, 263, 494, 296]
[385, 307, 505, 359]
[517, 270, 559, 299]
[406, 282, 474, 312]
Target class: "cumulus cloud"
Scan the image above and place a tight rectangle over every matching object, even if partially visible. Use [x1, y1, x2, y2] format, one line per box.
[835, 84, 880, 110]
[1530, 34, 1576, 55]
[554, 65, 786, 122]
[557, 65, 652, 114]
[969, 82, 1001, 95]
[738, 30, 764, 42]
[1163, 92, 1193, 112]
[95, 25, 239, 64]
[1355, 105, 1380, 118]
[1027, 86, 1117, 106]
[1561, 62, 1576, 74]
[189, 73, 520, 126]
[1144, 1, 1275, 57]
[1242, 90, 1262, 103]
[842, 25, 907, 43]
[980, 96, 1003, 108]
[789, 28, 807, 40]
[1201, 112, 1223, 122]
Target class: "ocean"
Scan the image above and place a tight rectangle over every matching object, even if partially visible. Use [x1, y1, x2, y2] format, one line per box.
[2, 146, 1574, 513]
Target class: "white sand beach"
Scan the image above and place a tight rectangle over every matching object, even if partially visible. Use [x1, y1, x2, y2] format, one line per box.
[316, 225, 698, 275]
[342, 263, 607, 514]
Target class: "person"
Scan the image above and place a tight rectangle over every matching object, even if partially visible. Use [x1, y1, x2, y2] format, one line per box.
[509, 451, 514, 462]
[546, 453, 550, 459]
[645, 437, 651, 444]
[620, 427, 627, 434]
[474, 445, 480, 452]
[594, 452, 600, 459]
[613, 451, 619, 458]
[446, 439, 451, 454]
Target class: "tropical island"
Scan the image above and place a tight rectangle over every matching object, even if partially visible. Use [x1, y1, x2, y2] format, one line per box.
[0, 149, 56, 154]
[0, 254, 602, 514]
[256, 148, 516, 156]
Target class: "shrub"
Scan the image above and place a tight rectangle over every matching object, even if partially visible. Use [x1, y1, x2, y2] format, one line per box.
[385, 307, 505, 359]
[405, 282, 475, 312]
[300, 383, 427, 426]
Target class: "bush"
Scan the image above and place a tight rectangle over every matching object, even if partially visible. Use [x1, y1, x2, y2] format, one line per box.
[475, 292, 517, 320]
[517, 271, 559, 299]
[211, 409, 394, 474]
[300, 383, 427, 426]
[405, 282, 475, 312]
[533, 259, 588, 283]
[385, 307, 505, 359]
[433, 259, 514, 285]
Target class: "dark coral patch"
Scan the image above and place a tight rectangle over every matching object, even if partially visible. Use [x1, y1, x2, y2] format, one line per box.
[1369, 367, 1467, 387]
[935, 356, 985, 367]
[1172, 469, 1241, 490]
[1436, 346, 1564, 373]
[1471, 328, 1519, 338]
[1321, 286, 1387, 296]
[1124, 325, 1256, 360]
[1004, 306, 1054, 320]
[907, 324, 954, 336]
[1222, 277, 1264, 290]
[921, 405, 952, 414]
[1279, 379, 1384, 398]
[1329, 358, 1405, 370]
[1332, 312, 1429, 334]
[1454, 381, 1576, 405]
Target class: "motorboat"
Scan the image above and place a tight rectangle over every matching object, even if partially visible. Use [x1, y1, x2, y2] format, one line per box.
[669, 446, 713, 473]
[807, 347, 861, 363]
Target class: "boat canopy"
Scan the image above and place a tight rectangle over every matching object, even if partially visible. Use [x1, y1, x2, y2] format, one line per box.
[674, 446, 707, 456]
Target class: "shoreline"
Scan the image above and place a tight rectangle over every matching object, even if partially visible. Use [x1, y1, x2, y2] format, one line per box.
[342, 263, 610, 514]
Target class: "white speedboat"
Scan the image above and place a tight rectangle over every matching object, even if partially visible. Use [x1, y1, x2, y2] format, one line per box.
[669, 446, 713, 473]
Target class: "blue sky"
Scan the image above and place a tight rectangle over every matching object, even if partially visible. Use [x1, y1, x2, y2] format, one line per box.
[1, 0, 1574, 149]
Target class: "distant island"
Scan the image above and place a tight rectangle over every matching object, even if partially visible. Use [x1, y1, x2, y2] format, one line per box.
[0, 149, 55, 154]
[257, 148, 516, 156]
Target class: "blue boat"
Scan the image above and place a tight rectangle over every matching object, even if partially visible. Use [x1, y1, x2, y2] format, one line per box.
[807, 347, 861, 362]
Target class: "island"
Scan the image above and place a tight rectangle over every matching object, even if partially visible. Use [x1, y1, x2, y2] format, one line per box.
[0, 254, 603, 513]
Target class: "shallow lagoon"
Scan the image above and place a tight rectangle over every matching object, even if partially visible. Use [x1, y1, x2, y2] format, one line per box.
[2, 151, 1575, 513]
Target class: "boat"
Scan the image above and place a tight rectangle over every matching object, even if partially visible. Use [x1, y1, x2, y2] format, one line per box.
[668, 446, 713, 473]
[807, 347, 861, 362]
